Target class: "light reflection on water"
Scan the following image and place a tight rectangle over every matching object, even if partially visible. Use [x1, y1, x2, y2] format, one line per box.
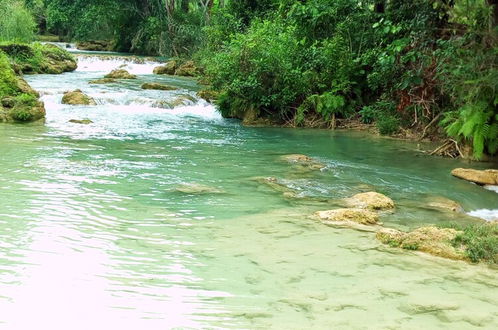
[0, 55, 497, 329]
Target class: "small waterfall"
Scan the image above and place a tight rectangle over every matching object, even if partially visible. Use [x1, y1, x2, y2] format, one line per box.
[467, 209, 498, 222]
[76, 55, 162, 74]
[41, 42, 78, 51]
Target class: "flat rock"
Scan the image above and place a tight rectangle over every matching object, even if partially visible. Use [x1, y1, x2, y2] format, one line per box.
[427, 196, 463, 212]
[376, 226, 466, 260]
[315, 208, 380, 225]
[89, 78, 116, 84]
[141, 82, 178, 91]
[175, 183, 224, 194]
[451, 168, 498, 185]
[344, 192, 395, 210]
[69, 119, 93, 124]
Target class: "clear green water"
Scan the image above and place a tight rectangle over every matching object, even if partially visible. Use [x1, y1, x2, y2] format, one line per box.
[0, 56, 497, 329]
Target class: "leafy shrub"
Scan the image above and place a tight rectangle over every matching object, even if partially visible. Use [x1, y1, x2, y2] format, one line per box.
[449, 223, 498, 264]
[0, 52, 18, 99]
[377, 115, 400, 135]
[10, 107, 33, 121]
[0, 0, 36, 42]
[204, 19, 308, 120]
[359, 106, 377, 124]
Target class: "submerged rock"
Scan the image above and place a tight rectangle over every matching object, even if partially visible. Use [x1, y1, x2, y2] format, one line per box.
[253, 176, 297, 195]
[175, 183, 224, 194]
[451, 168, 498, 185]
[69, 119, 93, 125]
[281, 154, 326, 171]
[153, 61, 177, 75]
[315, 208, 380, 225]
[175, 61, 199, 77]
[376, 226, 466, 260]
[344, 192, 395, 210]
[61, 90, 96, 105]
[427, 196, 463, 213]
[89, 78, 116, 84]
[141, 82, 178, 91]
[104, 69, 136, 79]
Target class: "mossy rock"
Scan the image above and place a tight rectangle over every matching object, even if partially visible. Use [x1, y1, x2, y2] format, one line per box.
[170, 95, 196, 107]
[0, 52, 45, 123]
[141, 83, 178, 91]
[174, 60, 199, 77]
[197, 89, 219, 103]
[104, 69, 136, 79]
[376, 227, 466, 261]
[69, 119, 93, 125]
[89, 78, 116, 84]
[153, 61, 177, 75]
[76, 40, 113, 52]
[61, 90, 96, 105]
[1, 43, 76, 75]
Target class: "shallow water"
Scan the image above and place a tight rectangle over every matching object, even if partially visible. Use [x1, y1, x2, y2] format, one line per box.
[0, 54, 497, 329]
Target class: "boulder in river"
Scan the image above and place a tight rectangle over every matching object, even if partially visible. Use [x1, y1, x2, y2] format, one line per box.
[315, 208, 380, 225]
[0, 43, 76, 74]
[141, 83, 178, 91]
[344, 192, 395, 210]
[280, 154, 326, 171]
[197, 89, 219, 103]
[427, 196, 463, 213]
[89, 78, 116, 84]
[76, 40, 113, 52]
[69, 119, 93, 125]
[61, 90, 97, 106]
[104, 69, 136, 79]
[376, 226, 466, 261]
[170, 95, 197, 107]
[175, 183, 224, 194]
[175, 61, 199, 77]
[153, 61, 177, 75]
[451, 168, 498, 185]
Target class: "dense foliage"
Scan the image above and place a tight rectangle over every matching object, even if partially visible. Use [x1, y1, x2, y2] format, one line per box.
[0, 0, 36, 42]
[1, 0, 497, 158]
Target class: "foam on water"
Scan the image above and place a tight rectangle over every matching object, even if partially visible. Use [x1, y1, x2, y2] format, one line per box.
[467, 209, 498, 222]
[484, 185, 498, 193]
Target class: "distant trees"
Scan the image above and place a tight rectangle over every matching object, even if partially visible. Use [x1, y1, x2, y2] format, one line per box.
[0, 1, 36, 42]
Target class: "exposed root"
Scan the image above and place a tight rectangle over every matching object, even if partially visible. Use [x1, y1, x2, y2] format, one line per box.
[430, 139, 463, 158]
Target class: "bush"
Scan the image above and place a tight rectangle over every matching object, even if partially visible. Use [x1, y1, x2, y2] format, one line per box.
[377, 115, 400, 135]
[0, 52, 19, 99]
[204, 19, 308, 121]
[10, 107, 33, 121]
[449, 223, 498, 264]
[0, 1, 36, 42]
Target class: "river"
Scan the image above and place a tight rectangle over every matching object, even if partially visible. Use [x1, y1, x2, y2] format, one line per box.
[0, 53, 497, 329]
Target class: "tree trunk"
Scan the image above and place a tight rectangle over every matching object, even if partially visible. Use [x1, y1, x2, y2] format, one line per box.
[488, 0, 498, 28]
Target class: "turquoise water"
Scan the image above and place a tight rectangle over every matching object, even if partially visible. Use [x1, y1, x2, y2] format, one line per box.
[0, 55, 497, 329]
